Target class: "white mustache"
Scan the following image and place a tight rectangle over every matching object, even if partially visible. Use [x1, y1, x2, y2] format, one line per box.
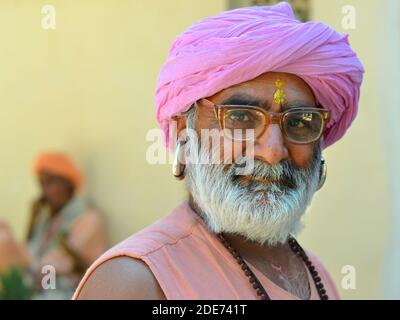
[228, 160, 302, 190]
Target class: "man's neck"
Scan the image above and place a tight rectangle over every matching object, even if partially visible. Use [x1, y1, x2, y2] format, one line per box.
[221, 232, 290, 260]
[187, 195, 311, 299]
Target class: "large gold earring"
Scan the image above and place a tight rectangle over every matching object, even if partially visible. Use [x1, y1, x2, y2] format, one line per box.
[172, 140, 186, 180]
[316, 156, 327, 191]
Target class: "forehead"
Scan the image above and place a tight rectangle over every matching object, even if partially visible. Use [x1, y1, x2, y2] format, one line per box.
[207, 72, 316, 105]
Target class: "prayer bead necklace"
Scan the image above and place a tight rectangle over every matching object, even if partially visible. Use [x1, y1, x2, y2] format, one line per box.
[217, 233, 329, 300]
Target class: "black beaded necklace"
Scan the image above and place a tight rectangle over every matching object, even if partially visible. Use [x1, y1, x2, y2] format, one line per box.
[216, 233, 329, 300]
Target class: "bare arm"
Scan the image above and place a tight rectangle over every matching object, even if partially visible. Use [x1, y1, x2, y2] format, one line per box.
[76, 256, 167, 300]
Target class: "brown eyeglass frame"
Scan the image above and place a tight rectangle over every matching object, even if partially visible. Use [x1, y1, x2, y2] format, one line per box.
[199, 98, 331, 145]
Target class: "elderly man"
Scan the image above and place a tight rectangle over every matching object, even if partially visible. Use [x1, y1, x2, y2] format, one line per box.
[74, 2, 363, 300]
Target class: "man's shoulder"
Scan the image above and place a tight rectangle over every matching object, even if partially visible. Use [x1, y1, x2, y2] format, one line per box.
[74, 201, 200, 300]
[304, 248, 341, 300]
[76, 256, 166, 299]
[112, 201, 200, 255]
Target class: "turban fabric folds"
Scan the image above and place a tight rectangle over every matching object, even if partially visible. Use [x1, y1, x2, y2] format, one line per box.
[155, 2, 364, 150]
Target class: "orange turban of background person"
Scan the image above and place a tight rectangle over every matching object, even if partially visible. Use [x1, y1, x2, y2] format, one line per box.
[33, 152, 83, 189]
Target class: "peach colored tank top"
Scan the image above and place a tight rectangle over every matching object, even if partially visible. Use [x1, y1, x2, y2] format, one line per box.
[73, 201, 339, 300]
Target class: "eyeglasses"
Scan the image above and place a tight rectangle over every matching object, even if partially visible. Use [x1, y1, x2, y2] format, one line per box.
[198, 98, 331, 144]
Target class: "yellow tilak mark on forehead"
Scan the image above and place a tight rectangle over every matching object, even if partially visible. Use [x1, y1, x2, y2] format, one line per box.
[273, 79, 287, 105]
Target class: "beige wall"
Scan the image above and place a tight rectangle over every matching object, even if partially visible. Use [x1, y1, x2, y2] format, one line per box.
[0, 0, 225, 242]
[0, 0, 392, 299]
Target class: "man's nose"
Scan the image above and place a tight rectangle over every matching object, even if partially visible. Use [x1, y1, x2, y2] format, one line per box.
[253, 124, 289, 165]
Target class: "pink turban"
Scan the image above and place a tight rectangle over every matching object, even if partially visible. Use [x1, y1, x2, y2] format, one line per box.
[155, 2, 364, 150]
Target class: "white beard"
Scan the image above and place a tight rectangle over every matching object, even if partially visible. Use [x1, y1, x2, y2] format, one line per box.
[184, 136, 321, 246]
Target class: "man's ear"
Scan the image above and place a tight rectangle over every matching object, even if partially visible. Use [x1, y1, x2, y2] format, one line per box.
[176, 116, 187, 133]
[169, 115, 187, 151]
[172, 115, 188, 144]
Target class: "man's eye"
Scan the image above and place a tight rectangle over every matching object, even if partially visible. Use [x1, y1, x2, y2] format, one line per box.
[287, 118, 306, 128]
[228, 111, 250, 122]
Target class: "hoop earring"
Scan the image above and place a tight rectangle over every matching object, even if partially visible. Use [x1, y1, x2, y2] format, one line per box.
[172, 140, 186, 180]
[316, 156, 327, 191]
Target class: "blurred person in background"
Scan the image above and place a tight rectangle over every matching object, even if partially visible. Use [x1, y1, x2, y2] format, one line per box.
[0, 152, 107, 299]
